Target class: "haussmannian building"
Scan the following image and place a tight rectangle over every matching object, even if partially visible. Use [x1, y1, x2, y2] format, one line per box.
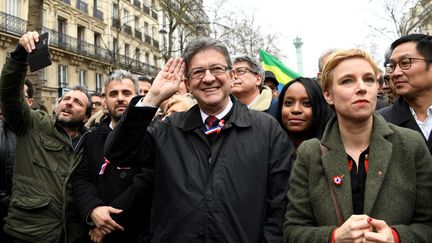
[0, 0, 163, 113]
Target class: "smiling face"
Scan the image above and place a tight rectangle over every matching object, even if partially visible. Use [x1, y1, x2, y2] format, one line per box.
[324, 57, 378, 122]
[389, 41, 432, 98]
[55, 90, 89, 127]
[105, 79, 136, 122]
[281, 82, 313, 134]
[184, 49, 233, 115]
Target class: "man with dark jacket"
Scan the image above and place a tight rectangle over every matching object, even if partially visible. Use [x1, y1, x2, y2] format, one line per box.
[0, 31, 91, 243]
[379, 34, 432, 154]
[105, 38, 294, 242]
[72, 70, 151, 243]
[0, 80, 33, 243]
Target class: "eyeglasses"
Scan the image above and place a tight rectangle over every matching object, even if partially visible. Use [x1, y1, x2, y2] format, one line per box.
[385, 57, 431, 73]
[188, 64, 230, 80]
[233, 67, 257, 76]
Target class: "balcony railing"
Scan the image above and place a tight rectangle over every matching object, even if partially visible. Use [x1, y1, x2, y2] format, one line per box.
[133, 0, 141, 8]
[42, 27, 159, 76]
[93, 9, 103, 21]
[143, 5, 150, 14]
[151, 11, 158, 20]
[61, 0, 71, 5]
[0, 11, 27, 36]
[135, 30, 142, 40]
[76, 0, 88, 14]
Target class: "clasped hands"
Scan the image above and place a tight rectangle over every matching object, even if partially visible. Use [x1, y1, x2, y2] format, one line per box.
[334, 215, 395, 243]
[88, 206, 124, 243]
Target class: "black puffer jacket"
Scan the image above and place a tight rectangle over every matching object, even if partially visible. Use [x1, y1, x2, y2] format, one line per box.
[106, 96, 294, 243]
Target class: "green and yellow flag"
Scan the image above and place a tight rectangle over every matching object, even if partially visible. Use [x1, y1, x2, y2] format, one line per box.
[259, 49, 301, 85]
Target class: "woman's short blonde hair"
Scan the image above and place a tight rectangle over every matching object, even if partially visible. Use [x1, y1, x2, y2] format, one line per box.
[320, 49, 380, 92]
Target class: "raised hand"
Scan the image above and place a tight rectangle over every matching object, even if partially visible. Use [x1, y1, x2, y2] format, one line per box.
[334, 214, 371, 243]
[364, 217, 395, 243]
[142, 57, 185, 107]
[18, 31, 40, 53]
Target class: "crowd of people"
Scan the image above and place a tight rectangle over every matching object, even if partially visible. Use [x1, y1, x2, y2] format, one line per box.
[0, 30, 431, 243]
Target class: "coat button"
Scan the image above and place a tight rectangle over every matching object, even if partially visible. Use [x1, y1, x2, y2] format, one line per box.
[120, 171, 127, 179]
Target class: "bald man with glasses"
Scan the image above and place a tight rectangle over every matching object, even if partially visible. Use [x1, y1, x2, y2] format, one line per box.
[379, 34, 432, 154]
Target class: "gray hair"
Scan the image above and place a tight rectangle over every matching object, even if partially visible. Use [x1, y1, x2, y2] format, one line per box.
[105, 69, 140, 95]
[182, 37, 232, 77]
[233, 55, 265, 81]
[318, 48, 339, 72]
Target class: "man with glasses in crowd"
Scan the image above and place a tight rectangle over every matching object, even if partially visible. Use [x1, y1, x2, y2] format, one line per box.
[379, 34, 432, 154]
[231, 55, 278, 118]
[103, 37, 294, 242]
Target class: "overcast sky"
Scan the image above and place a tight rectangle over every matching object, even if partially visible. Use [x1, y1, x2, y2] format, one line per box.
[203, 0, 396, 77]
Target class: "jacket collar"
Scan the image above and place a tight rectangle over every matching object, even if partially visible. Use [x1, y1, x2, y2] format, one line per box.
[179, 95, 252, 132]
[320, 113, 394, 217]
[248, 86, 273, 111]
[389, 97, 416, 126]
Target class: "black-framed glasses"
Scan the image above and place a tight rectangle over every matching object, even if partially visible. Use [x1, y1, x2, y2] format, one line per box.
[233, 67, 257, 76]
[385, 57, 431, 73]
[188, 64, 230, 80]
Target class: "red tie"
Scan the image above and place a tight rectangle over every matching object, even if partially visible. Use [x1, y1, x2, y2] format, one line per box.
[205, 116, 218, 128]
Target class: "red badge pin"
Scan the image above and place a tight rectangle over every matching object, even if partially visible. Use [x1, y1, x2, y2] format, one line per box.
[332, 175, 344, 186]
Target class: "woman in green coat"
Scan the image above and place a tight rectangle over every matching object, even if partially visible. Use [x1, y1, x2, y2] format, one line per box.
[284, 49, 432, 243]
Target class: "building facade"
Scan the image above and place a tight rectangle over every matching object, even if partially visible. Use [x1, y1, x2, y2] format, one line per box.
[1, 0, 162, 113]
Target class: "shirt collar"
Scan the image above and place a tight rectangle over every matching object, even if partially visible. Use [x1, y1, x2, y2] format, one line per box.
[409, 105, 432, 118]
[200, 99, 233, 124]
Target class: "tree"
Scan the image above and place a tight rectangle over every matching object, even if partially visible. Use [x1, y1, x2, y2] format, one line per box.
[206, 2, 282, 59]
[370, 0, 432, 38]
[158, 0, 209, 61]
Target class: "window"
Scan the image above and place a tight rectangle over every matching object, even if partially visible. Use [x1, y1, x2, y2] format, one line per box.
[153, 55, 158, 67]
[6, 0, 19, 16]
[58, 65, 68, 88]
[135, 48, 141, 66]
[77, 26, 85, 51]
[79, 69, 87, 87]
[134, 16, 139, 31]
[124, 9, 130, 24]
[144, 22, 149, 35]
[145, 52, 150, 64]
[113, 3, 119, 19]
[95, 73, 102, 93]
[58, 18, 67, 46]
[151, 26, 156, 39]
[112, 38, 118, 58]
[94, 33, 101, 56]
[125, 44, 131, 64]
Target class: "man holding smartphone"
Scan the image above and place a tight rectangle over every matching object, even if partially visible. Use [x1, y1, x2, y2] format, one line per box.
[0, 31, 91, 243]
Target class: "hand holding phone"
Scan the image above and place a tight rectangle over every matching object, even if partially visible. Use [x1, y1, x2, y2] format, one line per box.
[27, 32, 52, 72]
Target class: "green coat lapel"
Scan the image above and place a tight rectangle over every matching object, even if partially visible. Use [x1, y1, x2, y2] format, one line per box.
[363, 113, 393, 214]
[320, 117, 353, 220]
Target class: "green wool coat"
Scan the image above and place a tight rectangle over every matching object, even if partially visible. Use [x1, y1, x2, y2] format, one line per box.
[284, 113, 432, 243]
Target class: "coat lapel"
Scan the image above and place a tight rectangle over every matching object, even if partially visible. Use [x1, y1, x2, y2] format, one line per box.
[320, 117, 353, 220]
[363, 114, 393, 215]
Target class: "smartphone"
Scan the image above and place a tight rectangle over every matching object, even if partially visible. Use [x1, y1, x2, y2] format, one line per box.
[27, 32, 52, 72]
